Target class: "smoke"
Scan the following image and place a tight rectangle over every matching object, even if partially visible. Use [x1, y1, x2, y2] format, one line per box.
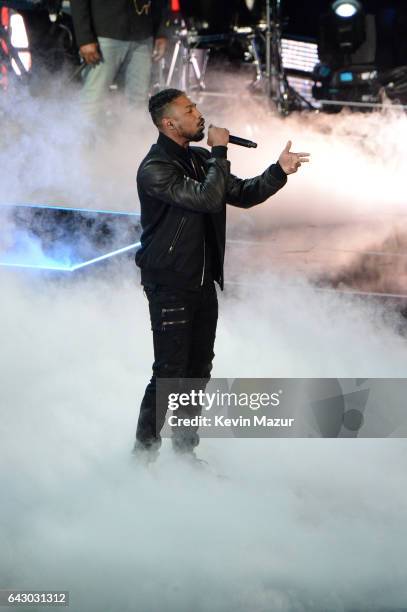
[200, 86, 407, 295]
[207, 90, 407, 226]
[1, 75, 407, 611]
[1, 269, 407, 612]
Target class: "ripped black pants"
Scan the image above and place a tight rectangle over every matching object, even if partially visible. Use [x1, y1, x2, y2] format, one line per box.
[136, 281, 218, 452]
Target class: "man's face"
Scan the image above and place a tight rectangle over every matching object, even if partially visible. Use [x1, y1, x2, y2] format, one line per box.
[165, 95, 205, 142]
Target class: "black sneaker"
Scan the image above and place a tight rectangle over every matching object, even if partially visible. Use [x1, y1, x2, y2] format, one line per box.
[132, 440, 160, 465]
[175, 449, 209, 470]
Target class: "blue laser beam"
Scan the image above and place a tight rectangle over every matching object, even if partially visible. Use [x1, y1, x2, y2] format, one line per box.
[0, 261, 73, 272]
[71, 242, 141, 271]
[0, 203, 140, 216]
[0, 243, 141, 272]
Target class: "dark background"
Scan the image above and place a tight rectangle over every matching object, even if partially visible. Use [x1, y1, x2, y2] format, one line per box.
[2, 0, 406, 79]
[179, 0, 407, 68]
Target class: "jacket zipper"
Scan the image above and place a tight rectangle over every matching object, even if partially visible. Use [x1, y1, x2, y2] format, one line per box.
[200, 237, 206, 286]
[168, 217, 186, 254]
[190, 154, 206, 287]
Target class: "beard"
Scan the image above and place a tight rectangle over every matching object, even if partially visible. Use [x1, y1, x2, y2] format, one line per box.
[189, 126, 205, 142]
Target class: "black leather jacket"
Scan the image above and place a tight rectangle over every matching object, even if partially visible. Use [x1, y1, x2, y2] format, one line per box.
[135, 133, 288, 290]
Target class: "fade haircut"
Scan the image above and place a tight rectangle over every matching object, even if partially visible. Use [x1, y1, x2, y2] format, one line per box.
[148, 88, 184, 127]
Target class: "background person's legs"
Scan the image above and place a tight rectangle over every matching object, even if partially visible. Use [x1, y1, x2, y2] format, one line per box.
[122, 38, 153, 107]
[81, 37, 130, 122]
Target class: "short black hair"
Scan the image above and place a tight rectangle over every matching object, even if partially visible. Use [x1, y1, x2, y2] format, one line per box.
[148, 88, 184, 127]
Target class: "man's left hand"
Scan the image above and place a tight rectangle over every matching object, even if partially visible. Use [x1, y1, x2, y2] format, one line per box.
[153, 38, 167, 62]
[278, 140, 310, 175]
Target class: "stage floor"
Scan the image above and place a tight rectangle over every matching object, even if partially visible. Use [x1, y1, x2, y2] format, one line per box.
[226, 213, 407, 299]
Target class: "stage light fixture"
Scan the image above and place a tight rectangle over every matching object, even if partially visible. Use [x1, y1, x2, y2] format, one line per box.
[1, 8, 31, 77]
[314, 0, 381, 110]
[332, 1, 362, 19]
[9, 11, 31, 75]
[318, 0, 366, 66]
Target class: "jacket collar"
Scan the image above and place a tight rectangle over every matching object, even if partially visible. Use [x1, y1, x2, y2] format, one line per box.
[157, 132, 191, 163]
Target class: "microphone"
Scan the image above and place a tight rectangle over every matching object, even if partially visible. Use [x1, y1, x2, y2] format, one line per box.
[229, 135, 258, 148]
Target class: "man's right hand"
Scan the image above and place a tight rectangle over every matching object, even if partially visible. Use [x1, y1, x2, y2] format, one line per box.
[207, 125, 229, 147]
[80, 43, 101, 65]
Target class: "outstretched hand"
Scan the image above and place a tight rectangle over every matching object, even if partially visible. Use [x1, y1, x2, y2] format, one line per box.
[278, 141, 310, 175]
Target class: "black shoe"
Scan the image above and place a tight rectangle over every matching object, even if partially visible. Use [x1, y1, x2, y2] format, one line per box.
[171, 432, 200, 455]
[174, 448, 209, 470]
[132, 440, 160, 465]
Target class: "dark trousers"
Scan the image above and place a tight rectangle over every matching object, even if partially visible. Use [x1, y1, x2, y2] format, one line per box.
[136, 281, 218, 452]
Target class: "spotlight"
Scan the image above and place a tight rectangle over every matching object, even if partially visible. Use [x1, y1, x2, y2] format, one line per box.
[318, 1, 367, 67]
[170, 0, 181, 11]
[9, 11, 31, 75]
[0, 7, 31, 79]
[313, 0, 379, 110]
[332, 1, 361, 19]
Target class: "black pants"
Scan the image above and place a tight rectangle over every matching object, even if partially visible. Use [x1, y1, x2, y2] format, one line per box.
[136, 281, 218, 452]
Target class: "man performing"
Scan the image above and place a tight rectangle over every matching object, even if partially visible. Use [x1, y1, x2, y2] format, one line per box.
[134, 88, 310, 463]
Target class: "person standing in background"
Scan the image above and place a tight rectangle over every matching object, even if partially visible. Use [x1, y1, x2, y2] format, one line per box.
[70, 0, 168, 120]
